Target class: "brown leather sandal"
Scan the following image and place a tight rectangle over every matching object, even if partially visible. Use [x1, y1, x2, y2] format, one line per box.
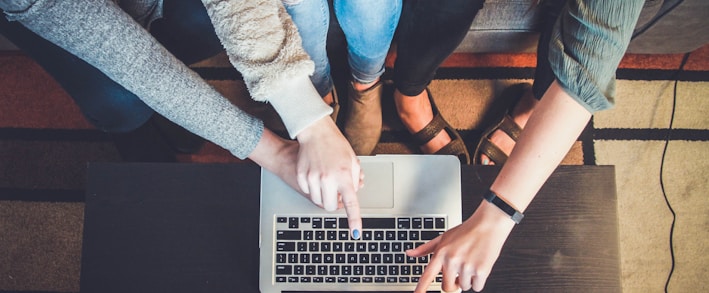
[410, 88, 471, 165]
[473, 83, 530, 165]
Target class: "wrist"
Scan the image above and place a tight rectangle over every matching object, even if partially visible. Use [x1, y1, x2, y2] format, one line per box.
[296, 117, 337, 143]
[482, 190, 525, 224]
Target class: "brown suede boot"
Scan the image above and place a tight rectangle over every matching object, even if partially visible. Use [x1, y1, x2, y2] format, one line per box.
[343, 81, 383, 155]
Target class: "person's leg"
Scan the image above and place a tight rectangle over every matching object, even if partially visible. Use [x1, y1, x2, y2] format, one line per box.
[392, 0, 482, 158]
[282, 0, 333, 98]
[334, 0, 402, 155]
[477, 0, 565, 165]
[0, 0, 223, 161]
[334, 0, 401, 87]
[149, 0, 224, 65]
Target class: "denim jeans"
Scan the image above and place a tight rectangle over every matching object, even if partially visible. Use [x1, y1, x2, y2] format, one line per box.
[283, 0, 402, 97]
[393, 0, 484, 97]
[0, 0, 222, 133]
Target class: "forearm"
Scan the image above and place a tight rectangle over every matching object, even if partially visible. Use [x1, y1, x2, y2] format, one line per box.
[202, 0, 331, 138]
[488, 80, 592, 214]
[4, 0, 263, 159]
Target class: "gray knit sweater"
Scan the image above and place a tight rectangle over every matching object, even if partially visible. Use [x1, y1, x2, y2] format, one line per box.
[1, 0, 332, 159]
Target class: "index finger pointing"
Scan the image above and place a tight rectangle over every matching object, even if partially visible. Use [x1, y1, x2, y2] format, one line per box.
[339, 185, 362, 240]
[415, 254, 443, 293]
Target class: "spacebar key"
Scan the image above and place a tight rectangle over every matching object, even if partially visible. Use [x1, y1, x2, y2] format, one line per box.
[339, 217, 396, 229]
[363, 218, 396, 229]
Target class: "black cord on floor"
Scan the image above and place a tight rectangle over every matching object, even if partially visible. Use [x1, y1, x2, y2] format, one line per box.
[661, 51, 691, 293]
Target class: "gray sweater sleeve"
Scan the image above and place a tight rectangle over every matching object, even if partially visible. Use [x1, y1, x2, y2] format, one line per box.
[1, 0, 263, 159]
[548, 0, 644, 113]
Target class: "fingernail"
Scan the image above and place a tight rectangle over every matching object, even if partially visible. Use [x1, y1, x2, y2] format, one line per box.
[352, 229, 360, 240]
[482, 157, 490, 165]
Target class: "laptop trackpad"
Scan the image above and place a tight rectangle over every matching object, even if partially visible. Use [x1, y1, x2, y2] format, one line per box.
[357, 161, 394, 209]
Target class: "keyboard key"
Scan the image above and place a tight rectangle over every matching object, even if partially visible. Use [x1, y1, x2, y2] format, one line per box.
[276, 276, 286, 282]
[312, 217, 322, 228]
[345, 242, 355, 252]
[350, 277, 361, 283]
[435, 218, 446, 229]
[324, 218, 338, 229]
[276, 242, 295, 251]
[289, 253, 298, 263]
[327, 230, 337, 240]
[412, 217, 423, 229]
[386, 231, 396, 240]
[323, 253, 334, 263]
[313, 276, 323, 283]
[276, 253, 286, 263]
[303, 230, 313, 240]
[395, 253, 405, 263]
[392, 242, 402, 252]
[321, 242, 331, 252]
[288, 217, 299, 229]
[375, 276, 386, 283]
[363, 276, 373, 283]
[325, 276, 336, 283]
[388, 265, 399, 275]
[387, 277, 398, 283]
[276, 265, 291, 275]
[359, 254, 370, 264]
[362, 230, 373, 240]
[276, 230, 301, 240]
[356, 242, 367, 252]
[300, 276, 311, 282]
[397, 217, 411, 229]
[294, 265, 304, 275]
[318, 265, 327, 275]
[362, 217, 396, 229]
[306, 265, 316, 275]
[288, 276, 298, 282]
[424, 217, 434, 229]
[277, 217, 287, 223]
[409, 231, 420, 241]
[300, 217, 311, 223]
[421, 231, 443, 241]
[315, 230, 325, 240]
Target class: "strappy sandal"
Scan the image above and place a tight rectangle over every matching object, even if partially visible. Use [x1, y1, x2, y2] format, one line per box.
[410, 88, 471, 165]
[473, 83, 530, 165]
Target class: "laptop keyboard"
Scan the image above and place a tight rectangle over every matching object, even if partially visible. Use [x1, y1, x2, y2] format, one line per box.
[273, 216, 445, 284]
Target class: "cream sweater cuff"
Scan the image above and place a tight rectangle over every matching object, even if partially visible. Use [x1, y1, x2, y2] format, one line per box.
[268, 75, 332, 138]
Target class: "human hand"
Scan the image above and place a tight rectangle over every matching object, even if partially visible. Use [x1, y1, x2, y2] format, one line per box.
[295, 117, 363, 239]
[407, 201, 516, 292]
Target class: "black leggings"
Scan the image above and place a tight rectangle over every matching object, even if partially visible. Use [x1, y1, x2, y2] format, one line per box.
[393, 0, 485, 96]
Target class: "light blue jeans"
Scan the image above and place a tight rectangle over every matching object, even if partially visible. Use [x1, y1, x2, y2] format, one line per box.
[283, 0, 402, 97]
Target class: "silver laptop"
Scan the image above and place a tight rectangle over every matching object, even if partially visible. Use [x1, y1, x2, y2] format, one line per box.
[259, 154, 462, 293]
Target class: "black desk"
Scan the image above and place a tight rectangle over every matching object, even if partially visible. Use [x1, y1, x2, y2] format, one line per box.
[81, 163, 620, 293]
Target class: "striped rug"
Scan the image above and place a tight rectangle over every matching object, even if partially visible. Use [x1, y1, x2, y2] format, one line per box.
[1, 44, 707, 292]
